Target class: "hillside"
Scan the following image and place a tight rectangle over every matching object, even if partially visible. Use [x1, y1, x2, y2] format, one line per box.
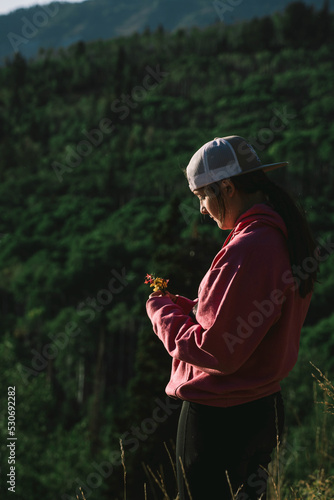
[0, 0, 333, 63]
[0, 2, 334, 499]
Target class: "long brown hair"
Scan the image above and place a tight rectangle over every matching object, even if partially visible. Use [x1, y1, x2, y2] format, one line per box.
[205, 170, 318, 298]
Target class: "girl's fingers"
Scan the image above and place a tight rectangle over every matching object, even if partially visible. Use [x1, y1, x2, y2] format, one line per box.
[149, 291, 164, 298]
[149, 291, 178, 302]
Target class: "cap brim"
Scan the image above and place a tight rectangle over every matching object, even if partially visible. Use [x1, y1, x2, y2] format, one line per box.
[233, 161, 289, 177]
[262, 161, 289, 172]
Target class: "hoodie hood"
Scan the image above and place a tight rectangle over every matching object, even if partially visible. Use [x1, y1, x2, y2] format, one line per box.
[224, 203, 288, 248]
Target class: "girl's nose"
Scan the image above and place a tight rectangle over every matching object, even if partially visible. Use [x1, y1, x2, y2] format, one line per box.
[200, 202, 208, 215]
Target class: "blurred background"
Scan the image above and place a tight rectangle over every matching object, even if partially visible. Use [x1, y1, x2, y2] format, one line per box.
[0, 1, 334, 498]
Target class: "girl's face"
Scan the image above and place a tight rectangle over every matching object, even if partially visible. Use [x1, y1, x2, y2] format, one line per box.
[193, 179, 267, 230]
[194, 180, 235, 230]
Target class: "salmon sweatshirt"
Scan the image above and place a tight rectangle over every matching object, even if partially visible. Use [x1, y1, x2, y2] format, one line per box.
[146, 203, 312, 407]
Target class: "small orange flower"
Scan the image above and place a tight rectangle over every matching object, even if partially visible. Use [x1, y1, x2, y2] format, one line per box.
[144, 273, 169, 292]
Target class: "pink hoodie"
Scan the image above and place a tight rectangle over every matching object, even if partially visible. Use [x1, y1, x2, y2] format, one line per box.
[146, 204, 312, 407]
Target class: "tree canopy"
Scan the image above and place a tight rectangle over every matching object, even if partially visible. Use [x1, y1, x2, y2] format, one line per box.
[0, 2, 334, 498]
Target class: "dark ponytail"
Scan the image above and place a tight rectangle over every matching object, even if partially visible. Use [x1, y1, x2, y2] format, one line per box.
[231, 170, 318, 298]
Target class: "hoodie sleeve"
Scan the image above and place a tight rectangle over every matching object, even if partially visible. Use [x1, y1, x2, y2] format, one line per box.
[146, 233, 291, 375]
[175, 295, 198, 315]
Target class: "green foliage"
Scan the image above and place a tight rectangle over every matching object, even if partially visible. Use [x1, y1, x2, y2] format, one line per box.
[0, 3, 334, 498]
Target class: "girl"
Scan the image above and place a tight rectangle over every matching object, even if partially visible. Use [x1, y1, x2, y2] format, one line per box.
[146, 136, 317, 499]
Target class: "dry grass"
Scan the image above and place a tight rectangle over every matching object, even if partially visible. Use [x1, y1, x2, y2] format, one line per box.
[269, 363, 334, 500]
[120, 439, 127, 500]
[142, 441, 183, 500]
[289, 469, 334, 499]
[77, 486, 87, 500]
[74, 363, 334, 499]
[311, 362, 334, 416]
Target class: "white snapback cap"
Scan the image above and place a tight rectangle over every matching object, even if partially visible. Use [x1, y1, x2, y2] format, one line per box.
[186, 136, 288, 191]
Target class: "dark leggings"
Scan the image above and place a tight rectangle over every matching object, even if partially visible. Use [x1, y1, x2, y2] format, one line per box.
[176, 392, 284, 500]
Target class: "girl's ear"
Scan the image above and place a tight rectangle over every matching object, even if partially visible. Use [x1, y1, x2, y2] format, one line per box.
[221, 179, 235, 197]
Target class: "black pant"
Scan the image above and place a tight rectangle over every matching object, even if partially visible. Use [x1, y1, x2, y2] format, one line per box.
[176, 392, 284, 500]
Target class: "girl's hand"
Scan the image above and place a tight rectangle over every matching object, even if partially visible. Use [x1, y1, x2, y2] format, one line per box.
[165, 291, 178, 303]
[149, 290, 164, 298]
[149, 290, 178, 303]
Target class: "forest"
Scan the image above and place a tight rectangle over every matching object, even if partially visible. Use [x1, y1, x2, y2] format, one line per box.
[0, 1, 334, 498]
